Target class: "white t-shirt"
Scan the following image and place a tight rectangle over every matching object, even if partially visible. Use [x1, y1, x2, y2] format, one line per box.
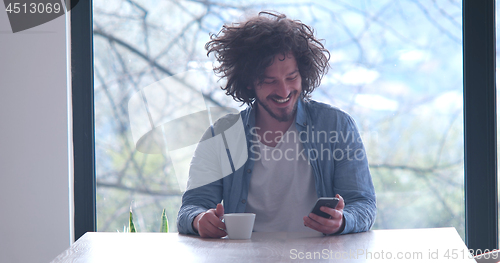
[245, 124, 318, 232]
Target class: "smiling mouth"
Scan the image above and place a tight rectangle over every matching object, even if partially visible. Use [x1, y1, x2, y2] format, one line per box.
[272, 94, 291, 104]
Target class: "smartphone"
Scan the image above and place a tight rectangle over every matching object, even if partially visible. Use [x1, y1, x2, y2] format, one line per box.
[310, 197, 340, 218]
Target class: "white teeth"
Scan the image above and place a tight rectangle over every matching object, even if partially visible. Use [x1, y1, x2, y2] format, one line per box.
[274, 96, 290, 103]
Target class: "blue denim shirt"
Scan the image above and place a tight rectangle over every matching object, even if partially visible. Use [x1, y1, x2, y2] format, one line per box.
[177, 99, 376, 235]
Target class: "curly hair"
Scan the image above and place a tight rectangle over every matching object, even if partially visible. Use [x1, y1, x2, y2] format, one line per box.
[206, 11, 330, 105]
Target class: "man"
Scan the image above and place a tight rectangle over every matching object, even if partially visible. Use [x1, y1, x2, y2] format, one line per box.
[177, 12, 376, 238]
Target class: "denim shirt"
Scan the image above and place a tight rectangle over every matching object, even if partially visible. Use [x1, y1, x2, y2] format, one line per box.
[177, 99, 376, 235]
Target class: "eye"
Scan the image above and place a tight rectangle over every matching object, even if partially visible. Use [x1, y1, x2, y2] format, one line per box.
[263, 80, 276, 85]
[288, 75, 298, 81]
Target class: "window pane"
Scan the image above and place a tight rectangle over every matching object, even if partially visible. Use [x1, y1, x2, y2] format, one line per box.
[94, 0, 464, 235]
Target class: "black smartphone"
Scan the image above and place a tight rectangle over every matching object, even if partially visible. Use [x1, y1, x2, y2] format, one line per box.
[310, 197, 340, 218]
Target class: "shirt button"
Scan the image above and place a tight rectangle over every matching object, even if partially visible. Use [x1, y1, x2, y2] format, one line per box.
[247, 169, 251, 173]
[241, 199, 246, 204]
[303, 122, 306, 126]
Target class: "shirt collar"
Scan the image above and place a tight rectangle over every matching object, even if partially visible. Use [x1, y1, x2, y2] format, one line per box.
[295, 99, 307, 128]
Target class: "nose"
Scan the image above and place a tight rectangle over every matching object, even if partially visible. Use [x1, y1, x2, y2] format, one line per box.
[275, 80, 290, 98]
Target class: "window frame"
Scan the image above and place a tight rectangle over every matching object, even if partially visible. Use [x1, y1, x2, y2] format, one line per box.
[463, 0, 498, 251]
[72, 0, 499, 251]
[71, 0, 96, 241]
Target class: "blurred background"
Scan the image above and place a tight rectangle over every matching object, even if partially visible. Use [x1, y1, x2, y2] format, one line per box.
[92, 0, 466, 237]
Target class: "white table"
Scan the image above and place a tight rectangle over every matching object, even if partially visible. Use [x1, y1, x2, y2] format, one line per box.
[51, 227, 476, 262]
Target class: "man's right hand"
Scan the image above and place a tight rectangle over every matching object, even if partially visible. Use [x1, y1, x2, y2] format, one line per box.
[193, 203, 227, 238]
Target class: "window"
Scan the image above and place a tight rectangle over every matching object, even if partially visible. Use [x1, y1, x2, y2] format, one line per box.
[73, 0, 497, 251]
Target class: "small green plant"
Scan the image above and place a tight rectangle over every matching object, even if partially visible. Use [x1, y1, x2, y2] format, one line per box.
[124, 208, 169, 233]
[129, 208, 137, 233]
[160, 208, 169, 233]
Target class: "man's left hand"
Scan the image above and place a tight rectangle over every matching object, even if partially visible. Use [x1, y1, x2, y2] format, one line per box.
[303, 194, 345, 235]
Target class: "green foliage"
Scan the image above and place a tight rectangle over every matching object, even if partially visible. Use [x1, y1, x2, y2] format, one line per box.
[126, 208, 169, 233]
[129, 209, 136, 233]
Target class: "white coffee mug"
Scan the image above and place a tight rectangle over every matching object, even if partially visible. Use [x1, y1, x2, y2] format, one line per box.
[222, 213, 256, 239]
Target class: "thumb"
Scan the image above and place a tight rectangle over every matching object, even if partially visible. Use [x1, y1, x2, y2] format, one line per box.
[215, 203, 224, 218]
[336, 194, 345, 210]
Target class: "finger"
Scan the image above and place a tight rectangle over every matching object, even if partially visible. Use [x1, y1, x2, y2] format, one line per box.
[304, 215, 332, 234]
[320, 206, 342, 220]
[308, 212, 335, 226]
[205, 225, 227, 238]
[206, 213, 226, 230]
[199, 217, 227, 238]
[198, 212, 225, 232]
[335, 194, 345, 210]
[306, 213, 343, 234]
[199, 224, 227, 238]
[215, 203, 224, 219]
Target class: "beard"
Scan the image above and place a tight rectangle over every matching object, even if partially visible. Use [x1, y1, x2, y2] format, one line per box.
[255, 94, 299, 122]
